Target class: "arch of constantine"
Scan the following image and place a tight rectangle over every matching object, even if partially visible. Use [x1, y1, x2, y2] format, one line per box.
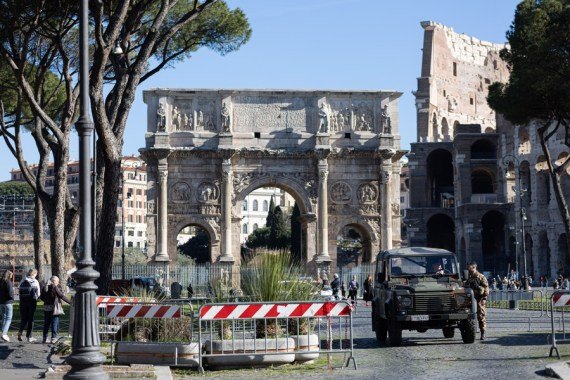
[140, 89, 405, 267]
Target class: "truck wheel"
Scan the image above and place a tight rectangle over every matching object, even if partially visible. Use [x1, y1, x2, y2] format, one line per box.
[374, 316, 387, 344]
[442, 326, 455, 339]
[388, 317, 402, 347]
[459, 319, 476, 344]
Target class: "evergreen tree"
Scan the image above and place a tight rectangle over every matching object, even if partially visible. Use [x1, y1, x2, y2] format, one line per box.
[290, 203, 302, 262]
[266, 196, 276, 227]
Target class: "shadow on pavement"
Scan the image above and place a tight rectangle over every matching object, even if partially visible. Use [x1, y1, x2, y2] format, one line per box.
[481, 332, 549, 347]
[0, 345, 14, 360]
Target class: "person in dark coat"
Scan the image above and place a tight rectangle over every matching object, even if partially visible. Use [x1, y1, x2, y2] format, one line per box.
[331, 274, 340, 300]
[363, 274, 373, 306]
[0, 270, 14, 342]
[42, 276, 71, 344]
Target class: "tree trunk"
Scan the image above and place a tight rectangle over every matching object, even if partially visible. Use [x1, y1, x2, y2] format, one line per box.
[538, 124, 570, 260]
[33, 195, 46, 281]
[95, 157, 121, 295]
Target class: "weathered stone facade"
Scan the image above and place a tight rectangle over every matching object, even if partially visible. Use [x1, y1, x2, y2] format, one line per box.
[141, 89, 405, 266]
[408, 21, 570, 280]
[415, 21, 509, 142]
[407, 21, 515, 275]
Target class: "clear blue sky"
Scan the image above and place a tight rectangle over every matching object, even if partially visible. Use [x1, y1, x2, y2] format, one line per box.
[0, 0, 520, 181]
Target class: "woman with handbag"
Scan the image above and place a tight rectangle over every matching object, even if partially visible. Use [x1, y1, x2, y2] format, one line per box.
[42, 276, 71, 344]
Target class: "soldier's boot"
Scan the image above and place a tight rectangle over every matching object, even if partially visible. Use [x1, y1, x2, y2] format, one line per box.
[480, 329, 486, 340]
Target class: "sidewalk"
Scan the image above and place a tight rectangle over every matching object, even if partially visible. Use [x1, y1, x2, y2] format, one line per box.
[0, 339, 62, 379]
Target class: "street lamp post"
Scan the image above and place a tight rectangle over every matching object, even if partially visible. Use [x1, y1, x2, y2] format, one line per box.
[502, 154, 529, 290]
[65, 0, 107, 378]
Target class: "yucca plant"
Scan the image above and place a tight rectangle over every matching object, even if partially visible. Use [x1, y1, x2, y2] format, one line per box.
[241, 252, 319, 337]
[209, 278, 233, 340]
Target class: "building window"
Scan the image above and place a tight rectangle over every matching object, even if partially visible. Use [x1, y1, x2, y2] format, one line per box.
[470, 97, 474, 105]
[253, 223, 258, 231]
[137, 231, 143, 237]
[136, 189, 142, 195]
[115, 240, 120, 247]
[136, 215, 142, 223]
[242, 200, 248, 211]
[253, 200, 258, 211]
[137, 242, 141, 248]
[128, 230, 134, 236]
[263, 200, 269, 212]
[128, 188, 134, 195]
[128, 200, 134, 208]
[127, 242, 133, 248]
[128, 215, 134, 223]
[136, 201, 142, 209]
[453, 62, 457, 76]
[243, 224, 248, 234]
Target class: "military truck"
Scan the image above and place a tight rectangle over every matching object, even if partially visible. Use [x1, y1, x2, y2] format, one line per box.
[371, 247, 477, 346]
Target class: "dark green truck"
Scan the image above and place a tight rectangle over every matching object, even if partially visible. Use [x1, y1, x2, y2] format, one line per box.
[371, 247, 477, 346]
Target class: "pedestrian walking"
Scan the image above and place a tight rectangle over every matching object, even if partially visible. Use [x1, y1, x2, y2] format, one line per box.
[464, 261, 489, 340]
[331, 274, 340, 300]
[0, 270, 14, 342]
[348, 275, 359, 304]
[187, 283, 194, 299]
[363, 275, 373, 306]
[17, 269, 41, 343]
[41, 276, 71, 344]
[340, 281, 346, 299]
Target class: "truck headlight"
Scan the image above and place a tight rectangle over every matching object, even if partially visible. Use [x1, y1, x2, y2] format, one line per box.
[398, 296, 412, 307]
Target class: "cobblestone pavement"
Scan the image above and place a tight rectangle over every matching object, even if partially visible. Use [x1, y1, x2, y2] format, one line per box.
[0, 339, 56, 379]
[177, 304, 567, 379]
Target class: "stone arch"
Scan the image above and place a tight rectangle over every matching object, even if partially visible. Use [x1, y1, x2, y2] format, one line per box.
[170, 217, 219, 263]
[535, 156, 550, 206]
[471, 167, 495, 194]
[426, 213, 455, 253]
[432, 112, 439, 141]
[538, 230, 551, 277]
[333, 219, 378, 266]
[426, 149, 454, 207]
[441, 117, 449, 140]
[481, 210, 506, 276]
[471, 138, 496, 159]
[233, 176, 314, 215]
[518, 126, 530, 154]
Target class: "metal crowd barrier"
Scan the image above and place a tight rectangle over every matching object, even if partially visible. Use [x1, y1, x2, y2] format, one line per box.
[100, 300, 196, 366]
[486, 289, 549, 331]
[548, 290, 570, 359]
[197, 301, 357, 374]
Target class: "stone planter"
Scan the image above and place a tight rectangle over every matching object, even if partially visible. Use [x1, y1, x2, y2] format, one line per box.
[291, 334, 320, 363]
[116, 342, 200, 367]
[204, 338, 296, 369]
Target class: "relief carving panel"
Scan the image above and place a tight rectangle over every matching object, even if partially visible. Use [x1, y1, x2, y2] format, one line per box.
[233, 96, 310, 132]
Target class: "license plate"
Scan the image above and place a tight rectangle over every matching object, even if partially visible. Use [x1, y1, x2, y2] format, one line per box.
[411, 315, 429, 321]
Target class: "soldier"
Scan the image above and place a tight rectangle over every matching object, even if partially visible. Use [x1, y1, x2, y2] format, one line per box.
[465, 261, 489, 340]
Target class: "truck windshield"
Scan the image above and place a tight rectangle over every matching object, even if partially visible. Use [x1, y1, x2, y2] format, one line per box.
[390, 255, 457, 276]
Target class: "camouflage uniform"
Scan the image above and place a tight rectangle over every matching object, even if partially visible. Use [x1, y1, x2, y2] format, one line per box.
[465, 270, 490, 333]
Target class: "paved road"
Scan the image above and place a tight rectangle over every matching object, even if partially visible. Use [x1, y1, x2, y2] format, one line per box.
[179, 304, 567, 379]
[0, 304, 566, 379]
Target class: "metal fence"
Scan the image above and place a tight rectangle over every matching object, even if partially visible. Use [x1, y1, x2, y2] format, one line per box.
[197, 300, 356, 373]
[549, 290, 570, 359]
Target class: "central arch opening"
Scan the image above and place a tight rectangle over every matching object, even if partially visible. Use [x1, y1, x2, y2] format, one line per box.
[177, 224, 211, 264]
[426, 149, 454, 207]
[426, 214, 455, 252]
[336, 223, 372, 268]
[239, 186, 304, 263]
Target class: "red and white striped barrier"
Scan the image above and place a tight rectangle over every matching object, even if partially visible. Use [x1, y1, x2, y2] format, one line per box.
[552, 293, 570, 307]
[106, 304, 181, 319]
[96, 296, 141, 306]
[199, 301, 351, 321]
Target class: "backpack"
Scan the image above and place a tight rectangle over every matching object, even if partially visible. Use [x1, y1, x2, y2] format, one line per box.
[19, 279, 37, 300]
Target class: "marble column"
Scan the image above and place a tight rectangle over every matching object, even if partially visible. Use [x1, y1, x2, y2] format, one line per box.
[380, 164, 393, 250]
[156, 167, 170, 261]
[220, 159, 234, 262]
[316, 159, 330, 262]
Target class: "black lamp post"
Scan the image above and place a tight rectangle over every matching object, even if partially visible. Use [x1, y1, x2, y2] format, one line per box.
[502, 154, 529, 291]
[65, 0, 107, 378]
